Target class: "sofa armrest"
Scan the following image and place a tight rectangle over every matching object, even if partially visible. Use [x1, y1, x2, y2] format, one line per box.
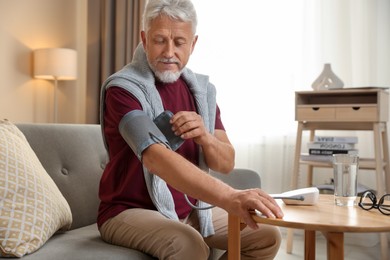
[210, 168, 261, 189]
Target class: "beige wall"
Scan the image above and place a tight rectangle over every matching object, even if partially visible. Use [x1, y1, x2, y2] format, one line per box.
[0, 0, 87, 123]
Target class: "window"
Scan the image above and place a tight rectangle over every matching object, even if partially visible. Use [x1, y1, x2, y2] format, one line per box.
[189, 0, 307, 142]
[189, 0, 390, 193]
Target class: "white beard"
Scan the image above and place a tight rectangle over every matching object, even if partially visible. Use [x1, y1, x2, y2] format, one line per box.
[154, 70, 182, 83]
[146, 55, 183, 83]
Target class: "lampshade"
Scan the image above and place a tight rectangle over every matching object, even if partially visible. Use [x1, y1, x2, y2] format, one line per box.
[33, 48, 77, 80]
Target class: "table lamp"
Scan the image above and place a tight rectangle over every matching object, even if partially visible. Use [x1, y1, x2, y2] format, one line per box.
[33, 48, 77, 122]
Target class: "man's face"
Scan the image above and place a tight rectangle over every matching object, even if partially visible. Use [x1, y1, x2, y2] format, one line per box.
[141, 15, 198, 82]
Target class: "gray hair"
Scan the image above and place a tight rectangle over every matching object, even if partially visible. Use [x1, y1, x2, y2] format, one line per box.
[142, 0, 197, 35]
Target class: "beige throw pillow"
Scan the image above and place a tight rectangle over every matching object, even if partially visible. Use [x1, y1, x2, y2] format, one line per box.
[0, 119, 72, 257]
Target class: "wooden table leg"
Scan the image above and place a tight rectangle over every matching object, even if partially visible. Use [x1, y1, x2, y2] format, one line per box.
[286, 229, 294, 254]
[380, 233, 388, 260]
[374, 123, 389, 260]
[228, 214, 241, 260]
[322, 231, 344, 260]
[373, 123, 386, 197]
[287, 122, 304, 254]
[381, 123, 390, 193]
[304, 230, 316, 260]
[291, 122, 303, 191]
[306, 130, 315, 187]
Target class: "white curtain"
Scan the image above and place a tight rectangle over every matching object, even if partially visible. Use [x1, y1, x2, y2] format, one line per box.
[190, 0, 390, 193]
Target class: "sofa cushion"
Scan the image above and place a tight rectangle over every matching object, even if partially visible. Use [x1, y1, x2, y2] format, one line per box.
[16, 123, 108, 230]
[0, 119, 72, 257]
[21, 224, 156, 260]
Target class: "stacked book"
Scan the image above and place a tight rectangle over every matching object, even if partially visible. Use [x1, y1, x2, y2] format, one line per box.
[301, 136, 358, 162]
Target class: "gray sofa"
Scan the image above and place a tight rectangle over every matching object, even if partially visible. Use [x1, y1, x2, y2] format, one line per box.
[15, 123, 261, 260]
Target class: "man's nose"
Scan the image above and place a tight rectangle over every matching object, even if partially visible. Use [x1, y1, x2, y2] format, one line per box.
[163, 41, 174, 58]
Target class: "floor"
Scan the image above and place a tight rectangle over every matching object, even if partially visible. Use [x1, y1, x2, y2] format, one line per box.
[275, 228, 383, 260]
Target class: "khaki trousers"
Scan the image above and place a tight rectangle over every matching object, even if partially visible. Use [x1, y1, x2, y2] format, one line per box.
[99, 207, 281, 260]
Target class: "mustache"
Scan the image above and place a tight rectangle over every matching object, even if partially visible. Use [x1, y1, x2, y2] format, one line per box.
[158, 58, 180, 64]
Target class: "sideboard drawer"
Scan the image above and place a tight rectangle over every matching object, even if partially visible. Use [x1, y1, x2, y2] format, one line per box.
[336, 106, 377, 121]
[296, 107, 336, 121]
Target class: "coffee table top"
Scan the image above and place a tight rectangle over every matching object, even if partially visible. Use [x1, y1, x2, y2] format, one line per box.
[251, 194, 390, 233]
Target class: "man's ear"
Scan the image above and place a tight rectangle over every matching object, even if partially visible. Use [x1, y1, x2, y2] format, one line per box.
[141, 31, 147, 48]
[191, 35, 198, 54]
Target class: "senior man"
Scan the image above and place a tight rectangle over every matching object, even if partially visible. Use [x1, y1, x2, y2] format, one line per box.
[98, 0, 283, 259]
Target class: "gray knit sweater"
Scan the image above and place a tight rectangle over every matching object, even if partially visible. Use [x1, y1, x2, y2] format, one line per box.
[100, 43, 217, 237]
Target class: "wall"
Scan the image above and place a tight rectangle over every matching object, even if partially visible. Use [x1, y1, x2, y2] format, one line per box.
[0, 0, 87, 123]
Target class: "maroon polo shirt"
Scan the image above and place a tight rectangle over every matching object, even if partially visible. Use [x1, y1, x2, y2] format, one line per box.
[97, 77, 225, 228]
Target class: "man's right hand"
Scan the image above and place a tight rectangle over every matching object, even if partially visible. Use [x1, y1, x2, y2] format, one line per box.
[225, 188, 284, 229]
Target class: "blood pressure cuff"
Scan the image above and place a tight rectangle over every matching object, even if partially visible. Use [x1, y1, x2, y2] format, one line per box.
[153, 110, 185, 151]
[119, 110, 171, 161]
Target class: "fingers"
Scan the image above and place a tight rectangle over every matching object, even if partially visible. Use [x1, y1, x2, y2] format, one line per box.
[241, 211, 259, 229]
[231, 189, 284, 229]
[254, 190, 284, 218]
[170, 111, 205, 139]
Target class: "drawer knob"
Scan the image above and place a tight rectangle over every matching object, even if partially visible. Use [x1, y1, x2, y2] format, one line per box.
[352, 107, 361, 110]
[312, 107, 320, 111]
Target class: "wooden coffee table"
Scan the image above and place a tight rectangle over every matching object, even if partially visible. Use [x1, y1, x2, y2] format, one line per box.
[228, 194, 390, 260]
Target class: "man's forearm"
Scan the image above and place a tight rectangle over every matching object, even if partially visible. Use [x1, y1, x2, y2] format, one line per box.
[142, 144, 235, 209]
[201, 130, 235, 173]
[143, 143, 284, 228]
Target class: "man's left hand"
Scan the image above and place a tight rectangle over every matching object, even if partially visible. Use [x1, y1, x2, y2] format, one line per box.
[170, 111, 210, 145]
